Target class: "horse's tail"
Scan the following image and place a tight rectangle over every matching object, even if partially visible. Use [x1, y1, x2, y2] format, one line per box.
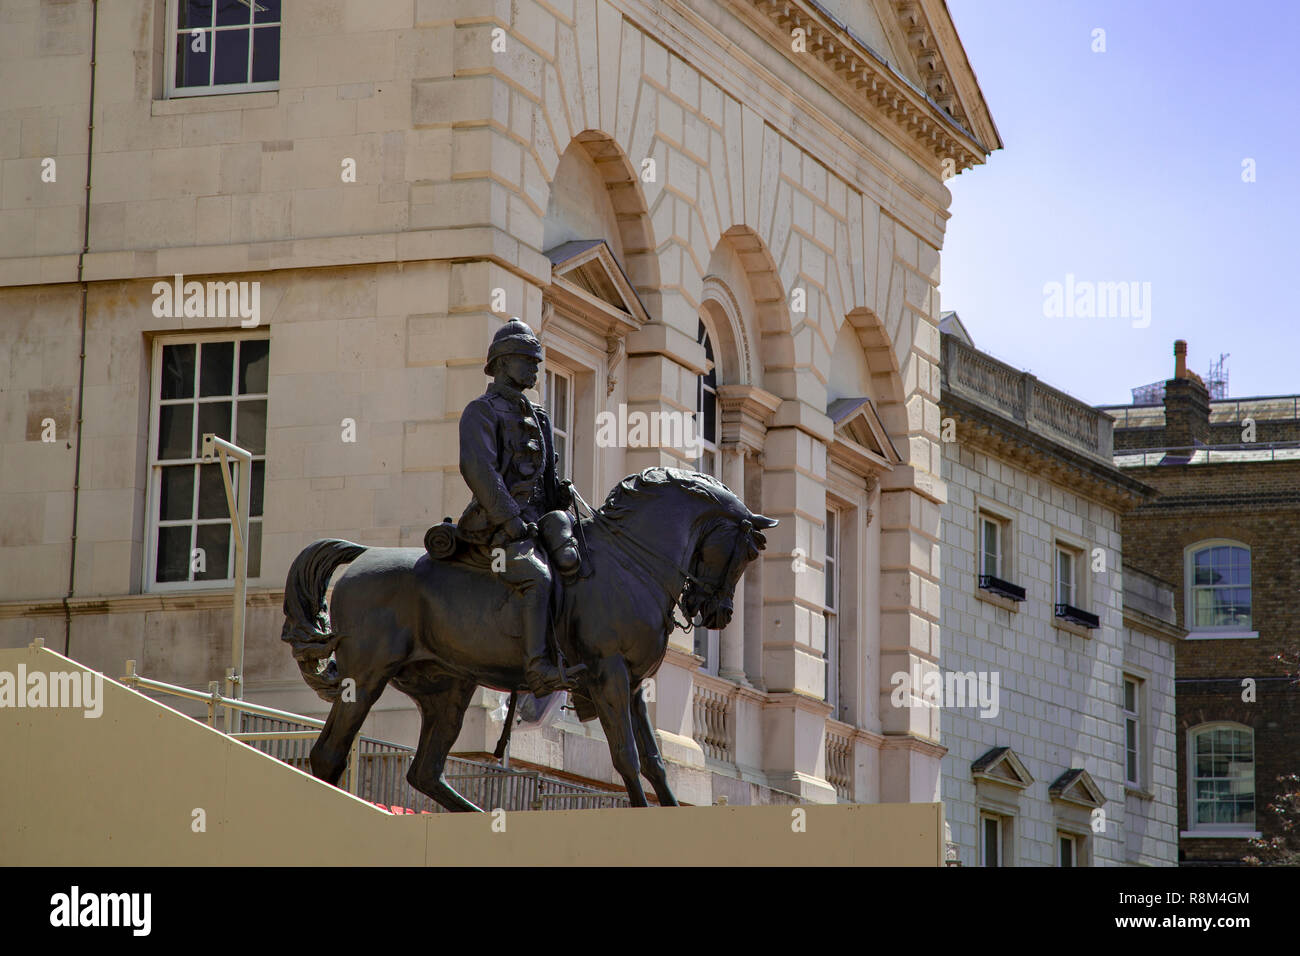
[280, 538, 368, 702]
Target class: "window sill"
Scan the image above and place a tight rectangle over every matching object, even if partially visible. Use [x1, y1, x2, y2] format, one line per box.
[1125, 786, 1154, 801]
[152, 90, 278, 116]
[1180, 830, 1261, 840]
[1185, 630, 1258, 640]
[1053, 618, 1094, 639]
[974, 587, 1020, 613]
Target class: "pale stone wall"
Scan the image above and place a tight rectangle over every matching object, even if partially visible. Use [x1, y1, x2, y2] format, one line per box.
[1122, 623, 1179, 866]
[0, 0, 983, 808]
[940, 441, 1131, 866]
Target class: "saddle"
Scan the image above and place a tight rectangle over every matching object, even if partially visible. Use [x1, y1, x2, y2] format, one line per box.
[423, 510, 582, 584]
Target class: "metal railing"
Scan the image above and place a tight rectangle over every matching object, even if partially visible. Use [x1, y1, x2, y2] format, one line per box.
[1112, 441, 1300, 466]
[120, 661, 631, 811]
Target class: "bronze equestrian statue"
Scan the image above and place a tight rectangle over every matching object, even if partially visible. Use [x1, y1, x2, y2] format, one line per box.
[281, 318, 776, 811]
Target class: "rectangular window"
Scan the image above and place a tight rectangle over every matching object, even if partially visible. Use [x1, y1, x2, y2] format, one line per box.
[980, 812, 1010, 867]
[166, 0, 281, 98]
[1124, 676, 1141, 788]
[148, 333, 268, 589]
[1058, 832, 1081, 867]
[1056, 546, 1075, 607]
[1192, 726, 1255, 829]
[825, 507, 839, 714]
[544, 367, 572, 481]
[980, 515, 1001, 578]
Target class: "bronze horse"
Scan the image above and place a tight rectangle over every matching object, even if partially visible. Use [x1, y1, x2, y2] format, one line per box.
[281, 467, 776, 810]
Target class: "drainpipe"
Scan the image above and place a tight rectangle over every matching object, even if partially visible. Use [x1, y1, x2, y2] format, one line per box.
[64, 0, 98, 655]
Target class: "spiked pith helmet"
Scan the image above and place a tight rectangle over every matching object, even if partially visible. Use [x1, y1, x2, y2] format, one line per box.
[484, 317, 543, 373]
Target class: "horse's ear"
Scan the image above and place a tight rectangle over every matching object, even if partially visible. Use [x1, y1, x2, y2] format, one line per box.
[751, 514, 779, 530]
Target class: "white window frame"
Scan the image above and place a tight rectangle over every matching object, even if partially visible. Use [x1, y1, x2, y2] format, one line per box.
[979, 811, 1013, 867]
[1183, 540, 1257, 639]
[1055, 544, 1077, 608]
[1057, 830, 1088, 867]
[145, 330, 270, 592]
[824, 504, 841, 715]
[1122, 672, 1146, 790]
[1185, 722, 1258, 837]
[979, 513, 1002, 580]
[695, 317, 719, 479]
[164, 0, 281, 99]
[543, 366, 574, 482]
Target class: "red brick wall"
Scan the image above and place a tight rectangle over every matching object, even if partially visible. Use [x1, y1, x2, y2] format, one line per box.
[1122, 458, 1300, 865]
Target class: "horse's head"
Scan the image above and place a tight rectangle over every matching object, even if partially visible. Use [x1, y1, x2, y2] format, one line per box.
[676, 481, 774, 632]
[680, 510, 778, 630]
[598, 467, 778, 630]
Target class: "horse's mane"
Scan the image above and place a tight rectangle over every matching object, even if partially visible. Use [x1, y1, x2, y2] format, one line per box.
[597, 467, 731, 522]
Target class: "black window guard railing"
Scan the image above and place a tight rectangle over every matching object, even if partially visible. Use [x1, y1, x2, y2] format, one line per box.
[979, 574, 1026, 602]
[1055, 603, 1100, 629]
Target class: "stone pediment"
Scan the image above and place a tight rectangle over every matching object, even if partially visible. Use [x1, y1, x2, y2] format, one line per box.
[1048, 769, 1106, 809]
[971, 746, 1034, 790]
[828, 397, 902, 473]
[546, 239, 650, 336]
[743, 0, 1001, 173]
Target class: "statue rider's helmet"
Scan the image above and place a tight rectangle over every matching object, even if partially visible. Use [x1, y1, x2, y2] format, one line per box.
[485, 317, 543, 375]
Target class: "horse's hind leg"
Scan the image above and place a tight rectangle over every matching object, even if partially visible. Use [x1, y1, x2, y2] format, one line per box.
[310, 690, 382, 787]
[407, 678, 481, 812]
[309, 616, 411, 787]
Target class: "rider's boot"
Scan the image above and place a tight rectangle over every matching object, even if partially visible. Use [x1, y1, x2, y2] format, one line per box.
[520, 590, 567, 697]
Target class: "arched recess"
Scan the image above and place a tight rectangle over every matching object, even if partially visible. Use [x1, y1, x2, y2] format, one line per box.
[711, 224, 792, 399]
[840, 306, 908, 441]
[543, 131, 660, 323]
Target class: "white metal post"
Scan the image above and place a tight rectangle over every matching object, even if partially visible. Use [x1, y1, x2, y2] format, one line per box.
[202, 433, 252, 735]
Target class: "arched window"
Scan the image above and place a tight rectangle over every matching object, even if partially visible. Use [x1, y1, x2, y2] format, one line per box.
[1188, 723, 1255, 832]
[1184, 541, 1252, 634]
[695, 318, 719, 477]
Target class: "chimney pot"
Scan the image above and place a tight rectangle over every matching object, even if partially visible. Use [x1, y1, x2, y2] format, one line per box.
[1174, 339, 1188, 378]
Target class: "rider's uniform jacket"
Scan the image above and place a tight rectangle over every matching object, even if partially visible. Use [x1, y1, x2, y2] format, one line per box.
[456, 381, 565, 547]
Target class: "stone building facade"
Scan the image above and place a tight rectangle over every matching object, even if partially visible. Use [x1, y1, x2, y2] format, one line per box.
[1101, 342, 1300, 865]
[0, 1, 999, 808]
[938, 320, 1181, 865]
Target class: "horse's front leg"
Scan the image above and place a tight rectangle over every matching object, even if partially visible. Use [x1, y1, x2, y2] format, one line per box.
[587, 656, 649, 807]
[632, 682, 678, 806]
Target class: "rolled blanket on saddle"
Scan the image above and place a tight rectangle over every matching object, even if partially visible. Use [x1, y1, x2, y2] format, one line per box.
[423, 518, 459, 560]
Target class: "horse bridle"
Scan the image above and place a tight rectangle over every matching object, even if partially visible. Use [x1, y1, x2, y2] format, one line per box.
[570, 487, 754, 630]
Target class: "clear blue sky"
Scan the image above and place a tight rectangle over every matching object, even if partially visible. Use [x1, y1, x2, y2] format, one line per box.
[941, 0, 1298, 405]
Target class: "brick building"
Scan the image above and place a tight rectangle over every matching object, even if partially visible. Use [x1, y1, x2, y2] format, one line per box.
[938, 317, 1181, 866]
[1101, 341, 1300, 865]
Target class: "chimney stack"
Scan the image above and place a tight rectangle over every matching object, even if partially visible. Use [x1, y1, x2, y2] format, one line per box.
[1163, 339, 1210, 449]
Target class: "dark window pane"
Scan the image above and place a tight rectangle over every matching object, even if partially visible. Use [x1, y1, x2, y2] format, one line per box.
[161, 344, 195, 400]
[175, 31, 211, 88]
[198, 400, 233, 447]
[179, 1, 214, 30]
[159, 465, 195, 521]
[254, 0, 281, 24]
[216, 0, 253, 27]
[247, 520, 262, 578]
[158, 404, 193, 460]
[235, 399, 267, 454]
[214, 28, 250, 85]
[238, 339, 269, 394]
[198, 462, 232, 519]
[250, 460, 265, 516]
[251, 26, 280, 83]
[703, 390, 716, 442]
[199, 342, 234, 397]
[156, 525, 192, 583]
[195, 523, 231, 580]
